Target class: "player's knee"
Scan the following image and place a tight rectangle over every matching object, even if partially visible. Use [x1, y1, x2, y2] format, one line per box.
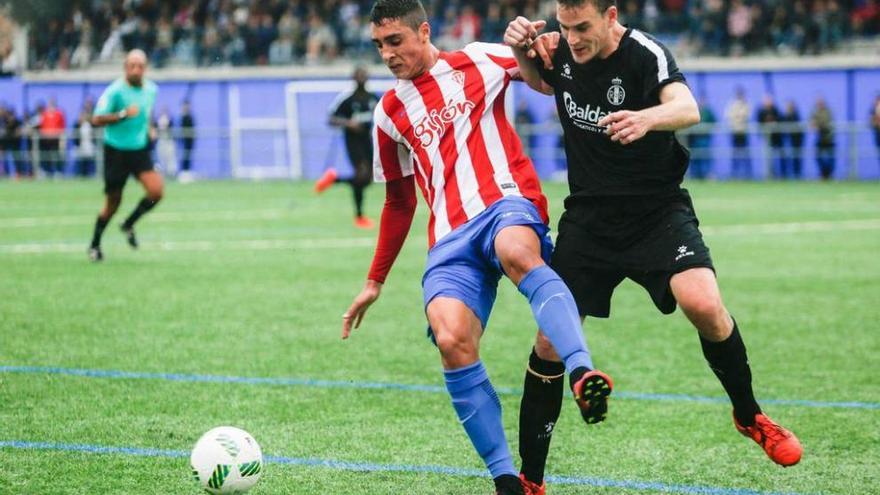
[533, 332, 560, 361]
[147, 189, 163, 203]
[100, 206, 117, 219]
[680, 294, 726, 324]
[501, 245, 544, 282]
[434, 330, 478, 363]
[106, 193, 123, 211]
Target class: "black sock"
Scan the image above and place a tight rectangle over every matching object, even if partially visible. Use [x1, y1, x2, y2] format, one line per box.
[90, 216, 109, 248]
[493, 474, 524, 495]
[352, 184, 365, 217]
[122, 198, 157, 229]
[699, 319, 761, 426]
[518, 348, 565, 485]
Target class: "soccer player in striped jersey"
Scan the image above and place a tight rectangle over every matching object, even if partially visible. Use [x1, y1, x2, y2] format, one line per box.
[506, 2, 803, 492]
[340, 1, 611, 494]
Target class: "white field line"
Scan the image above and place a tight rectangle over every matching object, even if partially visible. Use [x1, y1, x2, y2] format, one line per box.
[0, 209, 289, 228]
[700, 218, 880, 235]
[0, 238, 376, 254]
[0, 218, 878, 255]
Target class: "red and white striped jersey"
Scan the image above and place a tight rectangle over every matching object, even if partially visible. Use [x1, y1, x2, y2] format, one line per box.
[372, 42, 549, 247]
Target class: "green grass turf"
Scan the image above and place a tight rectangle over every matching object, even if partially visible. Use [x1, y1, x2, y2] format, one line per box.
[1, 179, 878, 494]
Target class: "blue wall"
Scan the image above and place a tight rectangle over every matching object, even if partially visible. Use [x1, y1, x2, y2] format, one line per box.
[2, 67, 878, 180]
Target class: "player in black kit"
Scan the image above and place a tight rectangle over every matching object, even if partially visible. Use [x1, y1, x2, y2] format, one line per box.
[504, 2, 802, 492]
[315, 66, 381, 229]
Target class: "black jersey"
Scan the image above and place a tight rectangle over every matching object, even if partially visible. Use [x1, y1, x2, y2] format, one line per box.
[538, 28, 690, 199]
[329, 88, 380, 150]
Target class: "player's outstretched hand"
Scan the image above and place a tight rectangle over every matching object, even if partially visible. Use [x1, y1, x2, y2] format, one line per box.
[599, 110, 652, 145]
[341, 280, 383, 339]
[125, 104, 140, 118]
[529, 32, 559, 70]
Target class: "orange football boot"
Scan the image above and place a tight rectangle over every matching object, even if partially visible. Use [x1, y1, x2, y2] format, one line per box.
[519, 473, 546, 495]
[734, 412, 802, 467]
[572, 370, 613, 424]
[314, 168, 338, 193]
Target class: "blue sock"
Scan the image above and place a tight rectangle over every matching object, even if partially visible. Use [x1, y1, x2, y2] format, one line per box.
[443, 361, 516, 479]
[518, 265, 594, 374]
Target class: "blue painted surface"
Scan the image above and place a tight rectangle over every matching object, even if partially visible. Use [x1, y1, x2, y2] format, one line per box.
[2, 365, 878, 410]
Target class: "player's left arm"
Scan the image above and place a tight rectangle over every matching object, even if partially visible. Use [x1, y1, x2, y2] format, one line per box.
[147, 85, 159, 141]
[599, 82, 699, 145]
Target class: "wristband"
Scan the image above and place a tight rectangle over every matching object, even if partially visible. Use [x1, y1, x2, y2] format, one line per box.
[117, 110, 128, 120]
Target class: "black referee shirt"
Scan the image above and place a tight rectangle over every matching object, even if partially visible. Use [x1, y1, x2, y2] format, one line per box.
[537, 28, 690, 199]
[329, 88, 380, 148]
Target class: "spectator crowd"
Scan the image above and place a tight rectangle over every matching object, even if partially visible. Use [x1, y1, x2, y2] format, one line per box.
[2, 0, 879, 71]
[0, 98, 196, 180]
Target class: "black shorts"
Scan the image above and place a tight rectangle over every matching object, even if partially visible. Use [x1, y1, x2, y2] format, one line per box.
[551, 189, 714, 318]
[345, 137, 372, 165]
[103, 144, 153, 193]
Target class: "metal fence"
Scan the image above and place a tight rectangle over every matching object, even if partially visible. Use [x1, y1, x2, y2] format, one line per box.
[515, 120, 880, 181]
[0, 127, 227, 179]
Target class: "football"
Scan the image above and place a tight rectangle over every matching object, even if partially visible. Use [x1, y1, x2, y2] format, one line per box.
[190, 426, 264, 494]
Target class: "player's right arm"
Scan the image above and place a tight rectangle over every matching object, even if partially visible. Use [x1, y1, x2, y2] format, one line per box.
[91, 83, 140, 127]
[341, 175, 417, 339]
[342, 99, 417, 339]
[504, 16, 555, 96]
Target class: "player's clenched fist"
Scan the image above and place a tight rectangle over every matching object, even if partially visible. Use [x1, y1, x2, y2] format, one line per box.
[504, 16, 545, 51]
[504, 17, 558, 70]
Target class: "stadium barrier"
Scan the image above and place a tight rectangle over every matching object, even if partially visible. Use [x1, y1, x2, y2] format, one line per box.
[1, 122, 877, 181]
[6, 63, 879, 181]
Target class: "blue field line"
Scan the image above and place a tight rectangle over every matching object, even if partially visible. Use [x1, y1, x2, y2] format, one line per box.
[2, 364, 878, 411]
[0, 440, 810, 495]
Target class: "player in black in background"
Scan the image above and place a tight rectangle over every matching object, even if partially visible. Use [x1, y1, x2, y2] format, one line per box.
[178, 100, 196, 182]
[504, 2, 802, 492]
[314, 66, 380, 229]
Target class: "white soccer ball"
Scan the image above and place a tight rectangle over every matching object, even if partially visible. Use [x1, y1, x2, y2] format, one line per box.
[191, 426, 264, 494]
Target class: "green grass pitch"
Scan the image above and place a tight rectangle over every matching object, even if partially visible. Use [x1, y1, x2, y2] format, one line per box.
[1, 179, 878, 494]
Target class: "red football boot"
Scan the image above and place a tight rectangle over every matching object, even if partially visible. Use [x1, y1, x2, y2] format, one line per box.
[519, 473, 546, 495]
[314, 168, 338, 194]
[354, 216, 375, 229]
[734, 412, 802, 467]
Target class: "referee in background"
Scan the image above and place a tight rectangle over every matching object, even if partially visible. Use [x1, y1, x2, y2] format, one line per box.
[88, 49, 162, 262]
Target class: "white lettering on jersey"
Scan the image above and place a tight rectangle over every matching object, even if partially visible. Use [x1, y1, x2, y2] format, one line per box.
[563, 91, 610, 133]
[412, 98, 476, 148]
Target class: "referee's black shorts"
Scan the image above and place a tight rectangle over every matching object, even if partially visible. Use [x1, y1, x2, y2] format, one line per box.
[345, 136, 373, 185]
[103, 144, 153, 193]
[550, 189, 714, 318]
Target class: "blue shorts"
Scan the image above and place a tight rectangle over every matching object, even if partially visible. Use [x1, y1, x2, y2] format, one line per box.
[422, 196, 553, 341]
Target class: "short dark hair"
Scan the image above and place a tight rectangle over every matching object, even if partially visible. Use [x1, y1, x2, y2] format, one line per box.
[557, 0, 617, 12]
[370, 0, 428, 31]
